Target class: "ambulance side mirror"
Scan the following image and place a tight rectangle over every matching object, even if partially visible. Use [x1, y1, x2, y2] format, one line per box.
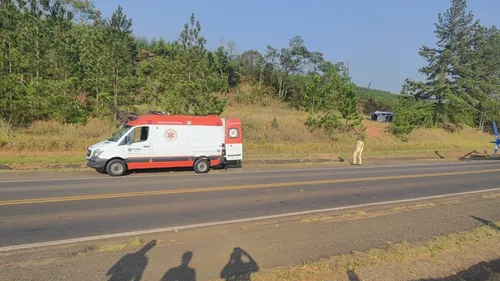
[126, 136, 132, 145]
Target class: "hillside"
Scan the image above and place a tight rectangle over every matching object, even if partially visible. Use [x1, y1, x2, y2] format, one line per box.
[0, 1, 497, 169]
[357, 86, 398, 104]
[0, 84, 493, 168]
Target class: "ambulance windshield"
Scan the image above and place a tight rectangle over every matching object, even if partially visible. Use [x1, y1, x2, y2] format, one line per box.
[109, 125, 131, 142]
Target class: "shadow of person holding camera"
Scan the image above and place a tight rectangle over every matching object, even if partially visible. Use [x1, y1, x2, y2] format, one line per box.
[220, 247, 259, 281]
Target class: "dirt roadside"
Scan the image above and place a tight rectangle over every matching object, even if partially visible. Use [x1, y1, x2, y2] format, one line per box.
[0, 158, 480, 181]
[1, 191, 500, 281]
[0, 149, 492, 172]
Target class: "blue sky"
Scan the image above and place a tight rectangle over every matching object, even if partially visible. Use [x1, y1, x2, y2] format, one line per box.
[93, 0, 499, 94]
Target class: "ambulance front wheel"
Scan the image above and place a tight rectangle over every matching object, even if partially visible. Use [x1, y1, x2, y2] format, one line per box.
[194, 158, 210, 174]
[106, 159, 127, 177]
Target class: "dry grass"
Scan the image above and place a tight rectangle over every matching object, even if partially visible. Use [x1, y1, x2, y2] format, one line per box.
[224, 104, 491, 156]
[75, 237, 144, 256]
[0, 84, 493, 162]
[483, 193, 500, 199]
[299, 211, 364, 224]
[214, 222, 500, 281]
[222, 84, 491, 156]
[0, 118, 115, 152]
[299, 202, 443, 225]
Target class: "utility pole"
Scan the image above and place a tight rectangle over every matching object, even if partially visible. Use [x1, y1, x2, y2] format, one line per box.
[346, 61, 350, 77]
[368, 81, 372, 99]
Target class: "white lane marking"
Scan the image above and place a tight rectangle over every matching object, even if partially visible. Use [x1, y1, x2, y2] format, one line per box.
[1, 186, 499, 252]
[0, 160, 495, 184]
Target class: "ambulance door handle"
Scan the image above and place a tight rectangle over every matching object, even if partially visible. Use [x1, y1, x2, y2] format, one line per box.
[143, 145, 150, 148]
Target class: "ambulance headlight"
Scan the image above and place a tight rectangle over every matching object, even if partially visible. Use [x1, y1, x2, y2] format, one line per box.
[92, 149, 103, 158]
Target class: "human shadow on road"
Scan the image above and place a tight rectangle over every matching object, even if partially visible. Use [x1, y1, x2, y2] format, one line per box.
[347, 270, 361, 281]
[161, 251, 196, 281]
[220, 247, 259, 281]
[471, 216, 500, 232]
[106, 240, 157, 281]
[412, 258, 500, 281]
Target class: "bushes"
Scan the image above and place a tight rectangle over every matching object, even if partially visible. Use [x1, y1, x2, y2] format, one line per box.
[0, 101, 493, 155]
[389, 86, 434, 141]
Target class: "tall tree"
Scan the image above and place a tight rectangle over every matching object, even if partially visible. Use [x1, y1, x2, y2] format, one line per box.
[265, 35, 317, 101]
[464, 26, 500, 130]
[178, 12, 206, 82]
[304, 73, 323, 114]
[77, 22, 112, 117]
[390, 83, 434, 141]
[107, 5, 134, 120]
[304, 63, 363, 139]
[172, 13, 226, 115]
[238, 50, 263, 84]
[407, 0, 481, 128]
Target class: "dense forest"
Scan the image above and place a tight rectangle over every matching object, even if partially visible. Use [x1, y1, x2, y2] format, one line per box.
[0, 0, 364, 133]
[0, 0, 498, 141]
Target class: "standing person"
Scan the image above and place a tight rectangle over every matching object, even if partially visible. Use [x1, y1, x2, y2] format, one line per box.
[351, 136, 364, 166]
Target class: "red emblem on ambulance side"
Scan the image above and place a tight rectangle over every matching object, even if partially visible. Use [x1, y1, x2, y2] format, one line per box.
[164, 129, 177, 142]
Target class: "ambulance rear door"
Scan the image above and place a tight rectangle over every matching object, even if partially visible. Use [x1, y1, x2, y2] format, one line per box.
[224, 118, 243, 161]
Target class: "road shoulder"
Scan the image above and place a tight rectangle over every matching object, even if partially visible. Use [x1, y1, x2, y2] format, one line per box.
[0, 158, 473, 181]
[0, 150, 478, 173]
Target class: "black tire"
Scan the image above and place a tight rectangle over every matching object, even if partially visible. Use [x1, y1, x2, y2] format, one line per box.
[106, 159, 127, 177]
[193, 158, 210, 174]
[95, 169, 107, 174]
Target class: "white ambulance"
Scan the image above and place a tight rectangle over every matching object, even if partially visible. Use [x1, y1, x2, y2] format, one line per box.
[86, 114, 243, 176]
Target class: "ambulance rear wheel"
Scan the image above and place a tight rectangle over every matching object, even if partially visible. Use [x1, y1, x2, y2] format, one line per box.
[106, 159, 127, 177]
[194, 158, 210, 174]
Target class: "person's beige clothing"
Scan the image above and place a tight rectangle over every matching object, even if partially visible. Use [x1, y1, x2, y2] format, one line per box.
[352, 139, 364, 165]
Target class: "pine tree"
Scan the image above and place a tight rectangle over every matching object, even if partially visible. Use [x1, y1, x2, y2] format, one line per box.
[390, 83, 434, 141]
[304, 63, 363, 139]
[304, 73, 323, 114]
[173, 13, 226, 115]
[107, 5, 134, 120]
[178, 13, 207, 83]
[77, 22, 112, 117]
[407, 0, 480, 128]
[338, 80, 362, 129]
[464, 26, 500, 130]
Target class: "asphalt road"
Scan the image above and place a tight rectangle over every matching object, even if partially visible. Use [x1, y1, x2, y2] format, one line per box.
[0, 161, 499, 247]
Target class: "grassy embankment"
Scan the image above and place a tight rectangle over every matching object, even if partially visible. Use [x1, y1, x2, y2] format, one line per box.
[79, 204, 500, 281]
[0, 84, 492, 168]
[222, 221, 500, 281]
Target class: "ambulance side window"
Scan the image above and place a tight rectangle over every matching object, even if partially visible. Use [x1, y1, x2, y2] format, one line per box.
[127, 126, 149, 143]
